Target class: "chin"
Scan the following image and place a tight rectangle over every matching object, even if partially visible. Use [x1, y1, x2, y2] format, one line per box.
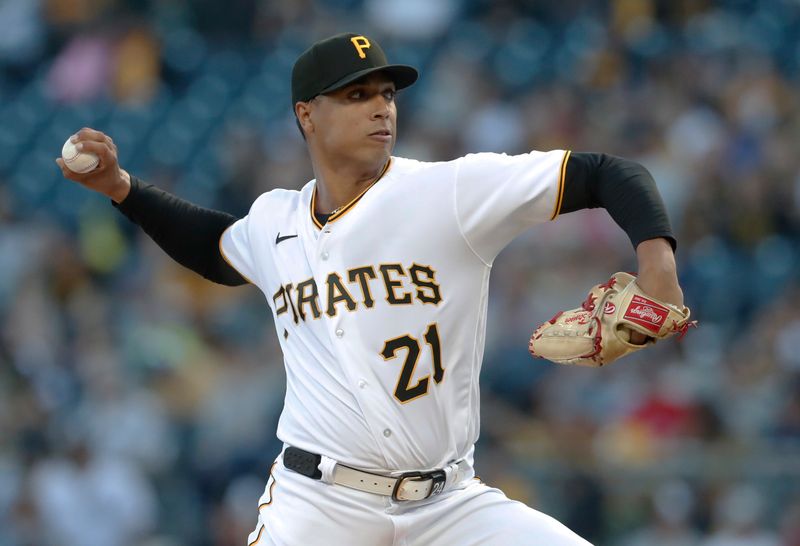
[360, 144, 392, 161]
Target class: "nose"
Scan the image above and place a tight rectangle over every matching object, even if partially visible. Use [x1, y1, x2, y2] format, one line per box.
[370, 96, 391, 120]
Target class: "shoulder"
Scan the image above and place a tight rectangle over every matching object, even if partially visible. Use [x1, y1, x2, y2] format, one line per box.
[460, 149, 567, 164]
[247, 181, 312, 216]
[392, 151, 562, 180]
[390, 155, 463, 180]
[456, 149, 569, 179]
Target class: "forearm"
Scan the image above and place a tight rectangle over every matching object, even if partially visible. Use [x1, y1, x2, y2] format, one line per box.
[635, 238, 683, 307]
[560, 152, 682, 307]
[113, 176, 247, 286]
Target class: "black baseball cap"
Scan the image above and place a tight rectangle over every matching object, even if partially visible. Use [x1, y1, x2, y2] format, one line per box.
[291, 33, 419, 105]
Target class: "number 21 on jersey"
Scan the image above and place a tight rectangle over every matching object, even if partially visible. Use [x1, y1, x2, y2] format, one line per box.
[380, 323, 444, 404]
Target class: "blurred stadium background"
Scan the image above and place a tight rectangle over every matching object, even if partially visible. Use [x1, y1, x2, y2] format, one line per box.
[1, 0, 800, 544]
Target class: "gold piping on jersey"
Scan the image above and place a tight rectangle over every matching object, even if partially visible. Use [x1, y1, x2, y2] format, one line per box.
[550, 150, 571, 221]
[257, 463, 278, 510]
[218, 226, 256, 284]
[248, 524, 265, 546]
[310, 158, 393, 229]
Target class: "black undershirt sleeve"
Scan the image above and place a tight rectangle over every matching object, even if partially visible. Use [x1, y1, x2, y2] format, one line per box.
[112, 176, 247, 286]
[559, 152, 676, 251]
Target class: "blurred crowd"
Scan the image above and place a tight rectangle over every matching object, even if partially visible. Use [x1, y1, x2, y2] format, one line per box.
[1, 0, 800, 545]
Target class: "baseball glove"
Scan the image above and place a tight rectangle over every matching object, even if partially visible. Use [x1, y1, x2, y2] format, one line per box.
[528, 272, 695, 367]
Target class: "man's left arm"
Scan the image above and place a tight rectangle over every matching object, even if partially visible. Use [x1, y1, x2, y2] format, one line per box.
[559, 152, 684, 312]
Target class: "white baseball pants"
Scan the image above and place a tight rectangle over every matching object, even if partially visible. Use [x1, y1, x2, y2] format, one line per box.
[246, 452, 593, 546]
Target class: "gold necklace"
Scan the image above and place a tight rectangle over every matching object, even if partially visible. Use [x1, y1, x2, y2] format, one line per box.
[327, 159, 391, 218]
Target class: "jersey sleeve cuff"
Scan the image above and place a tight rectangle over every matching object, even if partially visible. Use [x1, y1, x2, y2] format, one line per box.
[549, 150, 571, 221]
[218, 224, 256, 285]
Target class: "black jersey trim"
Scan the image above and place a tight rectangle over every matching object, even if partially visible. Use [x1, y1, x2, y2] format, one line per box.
[310, 158, 392, 229]
[550, 150, 571, 220]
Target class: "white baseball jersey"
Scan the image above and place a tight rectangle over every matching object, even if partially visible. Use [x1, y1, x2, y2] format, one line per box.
[220, 150, 569, 474]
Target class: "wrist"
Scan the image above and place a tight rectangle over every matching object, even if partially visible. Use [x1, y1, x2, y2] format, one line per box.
[109, 169, 132, 204]
[635, 238, 683, 307]
[636, 238, 676, 272]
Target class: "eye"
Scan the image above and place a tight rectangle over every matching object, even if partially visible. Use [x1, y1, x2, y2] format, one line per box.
[383, 89, 396, 101]
[349, 89, 364, 100]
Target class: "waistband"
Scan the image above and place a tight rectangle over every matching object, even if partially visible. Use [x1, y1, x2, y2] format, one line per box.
[282, 446, 472, 502]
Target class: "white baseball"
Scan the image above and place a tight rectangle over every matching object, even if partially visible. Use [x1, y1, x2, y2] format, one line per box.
[61, 137, 100, 173]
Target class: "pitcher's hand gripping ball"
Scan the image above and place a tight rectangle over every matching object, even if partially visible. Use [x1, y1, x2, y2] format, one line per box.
[529, 272, 696, 367]
[61, 136, 100, 173]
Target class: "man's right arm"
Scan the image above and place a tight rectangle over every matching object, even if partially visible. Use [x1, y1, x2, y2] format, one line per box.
[113, 177, 246, 286]
[56, 127, 247, 286]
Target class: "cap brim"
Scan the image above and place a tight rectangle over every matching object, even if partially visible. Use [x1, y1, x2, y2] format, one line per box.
[319, 64, 419, 96]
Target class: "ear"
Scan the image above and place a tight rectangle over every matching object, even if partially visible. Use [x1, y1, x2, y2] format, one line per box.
[295, 101, 314, 136]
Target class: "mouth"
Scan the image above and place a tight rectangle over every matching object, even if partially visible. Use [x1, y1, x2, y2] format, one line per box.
[369, 129, 392, 141]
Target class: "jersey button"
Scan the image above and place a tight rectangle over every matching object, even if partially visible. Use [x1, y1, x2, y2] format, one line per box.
[335, 328, 344, 338]
[321, 251, 330, 261]
[358, 380, 367, 389]
[383, 429, 392, 438]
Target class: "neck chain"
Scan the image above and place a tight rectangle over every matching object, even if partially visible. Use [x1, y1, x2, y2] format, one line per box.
[326, 159, 391, 217]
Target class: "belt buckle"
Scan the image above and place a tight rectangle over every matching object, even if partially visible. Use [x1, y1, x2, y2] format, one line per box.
[392, 469, 447, 501]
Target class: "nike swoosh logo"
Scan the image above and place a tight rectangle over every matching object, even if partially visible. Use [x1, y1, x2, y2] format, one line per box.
[275, 232, 299, 245]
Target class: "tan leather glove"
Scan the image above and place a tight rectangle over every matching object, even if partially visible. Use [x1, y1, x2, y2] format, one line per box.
[529, 272, 695, 367]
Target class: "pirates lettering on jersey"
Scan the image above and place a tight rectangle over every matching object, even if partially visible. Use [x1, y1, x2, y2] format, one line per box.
[409, 263, 441, 305]
[348, 266, 378, 309]
[273, 262, 443, 324]
[273, 285, 299, 324]
[296, 278, 322, 320]
[379, 263, 413, 305]
[326, 273, 358, 316]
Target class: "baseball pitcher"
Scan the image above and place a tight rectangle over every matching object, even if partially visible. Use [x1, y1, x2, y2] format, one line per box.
[58, 33, 693, 546]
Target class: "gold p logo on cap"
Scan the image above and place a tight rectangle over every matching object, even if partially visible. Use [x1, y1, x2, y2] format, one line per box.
[350, 36, 371, 59]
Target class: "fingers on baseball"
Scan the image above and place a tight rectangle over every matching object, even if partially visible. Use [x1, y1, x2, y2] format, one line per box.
[56, 157, 86, 185]
[55, 157, 82, 179]
[55, 157, 91, 184]
[75, 127, 109, 143]
[75, 140, 116, 170]
[55, 158, 72, 179]
[105, 135, 117, 154]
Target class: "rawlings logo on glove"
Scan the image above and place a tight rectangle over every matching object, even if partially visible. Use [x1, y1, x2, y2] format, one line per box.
[528, 272, 696, 367]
